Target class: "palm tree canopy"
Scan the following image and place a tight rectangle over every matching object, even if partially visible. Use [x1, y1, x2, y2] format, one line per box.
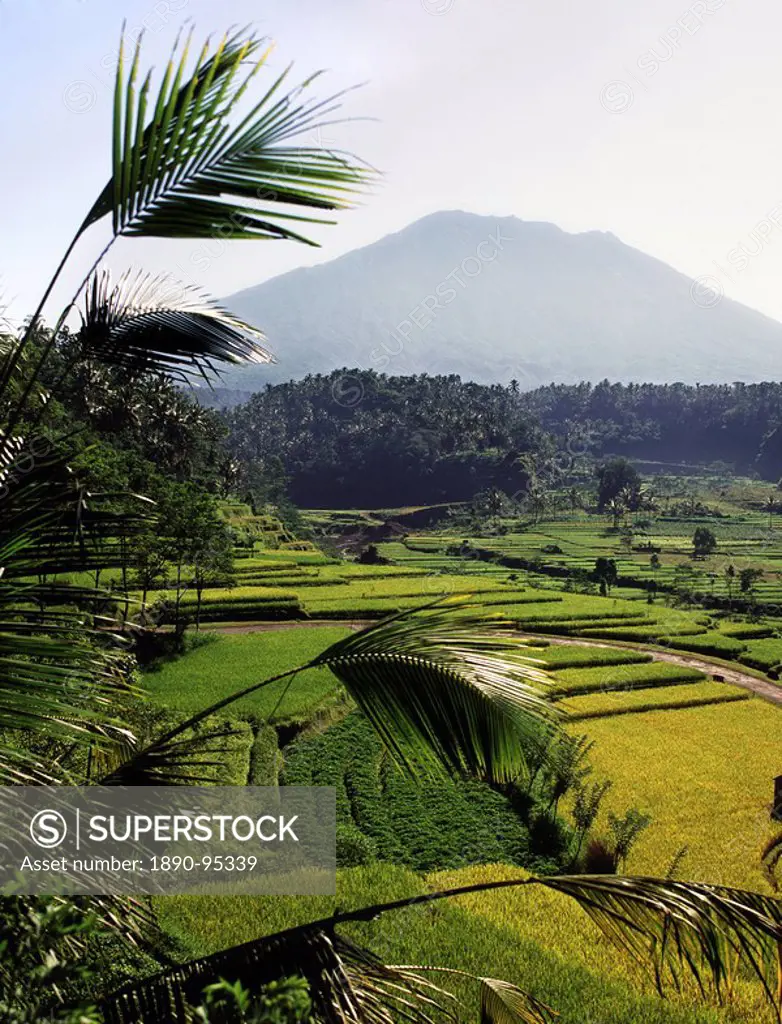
[80, 25, 375, 244]
[79, 269, 273, 382]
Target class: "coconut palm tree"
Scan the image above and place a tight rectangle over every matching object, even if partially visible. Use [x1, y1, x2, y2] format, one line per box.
[0, 23, 373, 786]
[2, 22, 782, 1024]
[0, 18, 374, 961]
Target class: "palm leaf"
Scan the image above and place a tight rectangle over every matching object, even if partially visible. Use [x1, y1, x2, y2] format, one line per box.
[387, 966, 553, 1024]
[118, 602, 558, 787]
[479, 978, 556, 1024]
[309, 602, 558, 782]
[0, 442, 145, 783]
[98, 724, 244, 786]
[81, 26, 374, 243]
[103, 871, 782, 1021]
[101, 928, 441, 1024]
[540, 874, 782, 1012]
[78, 269, 272, 380]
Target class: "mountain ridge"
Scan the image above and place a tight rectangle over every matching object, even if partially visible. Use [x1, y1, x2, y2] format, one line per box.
[217, 210, 782, 393]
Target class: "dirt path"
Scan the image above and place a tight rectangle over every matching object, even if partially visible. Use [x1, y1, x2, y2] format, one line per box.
[517, 632, 782, 707]
[206, 619, 782, 707]
[210, 619, 372, 634]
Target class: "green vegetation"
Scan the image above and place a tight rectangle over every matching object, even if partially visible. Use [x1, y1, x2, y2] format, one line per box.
[144, 628, 351, 720]
[659, 632, 747, 658]
[7, 14, 782, 1024]
[283, 712, 565, 872]
[739, 637, 782, 671]
[535, 644, 652, 669]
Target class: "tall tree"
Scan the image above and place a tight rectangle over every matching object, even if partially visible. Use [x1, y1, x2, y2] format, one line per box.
[692, 526, 717, 558]
[595, 458, 641, 511]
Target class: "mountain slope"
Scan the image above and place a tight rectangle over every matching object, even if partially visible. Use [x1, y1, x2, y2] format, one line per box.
[218, 210, 782, 393]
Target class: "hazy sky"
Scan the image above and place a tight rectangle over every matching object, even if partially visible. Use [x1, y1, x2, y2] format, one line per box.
[3, 0, 782, 328]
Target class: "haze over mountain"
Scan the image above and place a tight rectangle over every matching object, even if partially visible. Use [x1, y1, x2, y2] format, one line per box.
[217, 211, 782, 396]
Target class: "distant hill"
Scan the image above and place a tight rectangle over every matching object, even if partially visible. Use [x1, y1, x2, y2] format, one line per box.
[217, 210, 782, 396]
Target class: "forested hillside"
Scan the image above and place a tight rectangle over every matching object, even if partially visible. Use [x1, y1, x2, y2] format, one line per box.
[525, 380, 782, 474]
[225, 371, 550, 506]
[224, 372, 782, 507]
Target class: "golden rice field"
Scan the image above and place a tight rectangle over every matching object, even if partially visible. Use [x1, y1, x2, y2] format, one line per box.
[569, 699, 782, 890]
[416, 696, 782, 1023]
[428, 863, 772, 1024]
[562, 679, 749, 717]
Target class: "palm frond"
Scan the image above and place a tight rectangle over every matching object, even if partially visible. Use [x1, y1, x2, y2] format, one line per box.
[81, 26, 374, 244]
[101, 928, 436, 1024]
[98, 724, 243, 786]
[101, 869, 782, 1022]
[388, 966, 553, 1024]
[479, 978, 556, 1024]
[78, 269, 272, 381]
[540, 874, 782, 1012]
[0, 442, 144, 783]
[309, 601, 558, 782]
[122, 601, 558, 787]
[0, 611, 137, 783]
[81, 895, 162, 952]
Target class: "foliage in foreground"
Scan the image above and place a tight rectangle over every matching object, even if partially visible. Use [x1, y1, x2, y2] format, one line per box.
[5, 16, 782, 1024]
[283, 711, 569, 873]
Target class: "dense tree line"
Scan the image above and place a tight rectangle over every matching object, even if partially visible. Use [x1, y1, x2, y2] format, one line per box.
[523, 379, 782, 476]
[225, 370, 550, 506]
[10, 328, 237, 631]
[223, 372, 782, 507]
[36, 328, 234, 496]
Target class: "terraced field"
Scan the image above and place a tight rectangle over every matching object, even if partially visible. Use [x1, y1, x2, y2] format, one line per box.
[138, 498, 782, 1024]
[386, 508, 782, 607]
[149, 623, 781, 1024]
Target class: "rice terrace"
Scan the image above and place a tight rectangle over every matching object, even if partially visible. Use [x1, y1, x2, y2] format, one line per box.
[5, 4, 782, 1024]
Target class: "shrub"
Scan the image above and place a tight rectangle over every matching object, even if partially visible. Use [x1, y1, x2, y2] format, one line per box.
[336, 822, 378, 867]
[581, 837, 617, 874]
[133, 627, 187, 668]
[356, 544, 389, 565]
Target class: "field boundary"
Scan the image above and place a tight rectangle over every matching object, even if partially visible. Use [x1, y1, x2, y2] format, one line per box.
[517, 632, 782, 706]
[194, 619, 782, 706]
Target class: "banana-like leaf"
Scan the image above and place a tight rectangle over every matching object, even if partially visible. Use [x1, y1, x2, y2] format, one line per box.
[540, 874, 782, 1012]
[309, 602, 558, 782]
[79, 269, 272, 381]
[81, 26, 374, 243]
